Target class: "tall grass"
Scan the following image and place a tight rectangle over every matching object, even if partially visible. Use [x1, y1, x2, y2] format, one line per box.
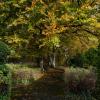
[6, 64, 42, 86]
[64, 67, 96, 92]
[64, 67, 96, 99]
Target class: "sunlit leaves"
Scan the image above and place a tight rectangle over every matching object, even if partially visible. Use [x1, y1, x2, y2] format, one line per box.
[46, 35, 60, 48]
[19, 0, 27, 4]
[8, 16, 28, 27]
[4, 34, 28, 44]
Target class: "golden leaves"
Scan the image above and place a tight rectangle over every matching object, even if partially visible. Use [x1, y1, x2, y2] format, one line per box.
[61, 14, 74, 21]
[95, 23, 100, 28]
[8, 16, 27, 27]
[4, 34, 28, 44]
[81, 3, 91, 9]
[31, 0, 36, 7]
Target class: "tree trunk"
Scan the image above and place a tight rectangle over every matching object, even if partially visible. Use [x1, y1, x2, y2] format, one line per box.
[52, 53, 56, 68]
[40, 56, 48, 72]
[51, 46, 56, 68]
[40, 57, 44, 71]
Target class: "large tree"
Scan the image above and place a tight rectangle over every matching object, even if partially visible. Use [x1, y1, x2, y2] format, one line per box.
[0, 0, 100, 69]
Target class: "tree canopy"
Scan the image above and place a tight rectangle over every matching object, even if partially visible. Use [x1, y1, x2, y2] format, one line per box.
[0, 0, 100, 66]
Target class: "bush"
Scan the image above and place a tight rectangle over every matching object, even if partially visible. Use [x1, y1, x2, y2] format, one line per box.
[68, 48, 98, 68]
[84, 48, 98, 66]
[0, 64, 9, 84]
[0, 64, 11, 100]
[64, 67, 96, 93]
[0, 41, 10, 63]
[68, 53, 85, 67]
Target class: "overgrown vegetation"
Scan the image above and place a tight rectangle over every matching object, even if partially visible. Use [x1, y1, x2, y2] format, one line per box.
[68, 44, 100, 99]
[0, 0, 100, 100]
[64, 68, 96, 94]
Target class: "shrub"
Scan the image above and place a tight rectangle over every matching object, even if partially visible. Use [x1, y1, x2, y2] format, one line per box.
[68, 48, 98, 68]
[64, 67, 96, 93]
[0, 41, 10, 63]
[0, 64, 9, 84]
[0, 64, 11, 100]
[84, 48, 98, 67]
[68, 53, 84, 67]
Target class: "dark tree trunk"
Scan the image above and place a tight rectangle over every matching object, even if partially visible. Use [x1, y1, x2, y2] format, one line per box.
[40, 56, 48, 72]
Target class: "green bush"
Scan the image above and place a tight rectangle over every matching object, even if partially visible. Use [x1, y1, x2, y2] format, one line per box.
[0, 64, 11, 100]
[0, 64, 9, 84]
[68, 53, 85, 67]
[84, 48, 98, 67]
[68, 48, 98, 68]
[0, 41, 10, 63]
